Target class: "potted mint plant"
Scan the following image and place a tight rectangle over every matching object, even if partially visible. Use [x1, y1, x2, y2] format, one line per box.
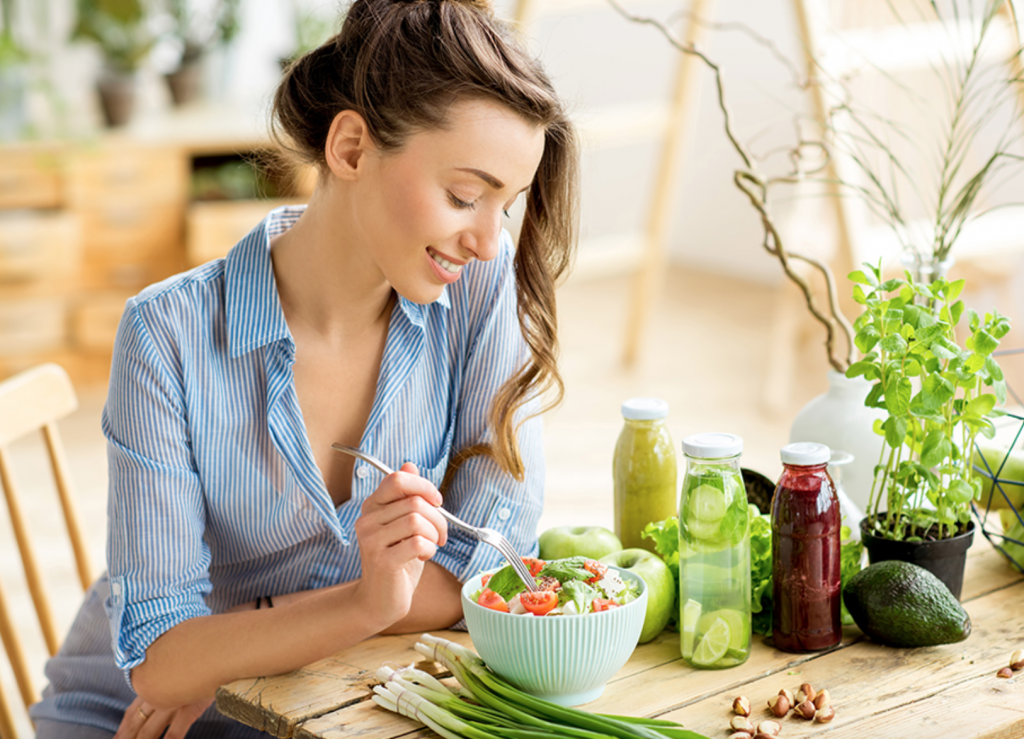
[845, 262, 1011, 598]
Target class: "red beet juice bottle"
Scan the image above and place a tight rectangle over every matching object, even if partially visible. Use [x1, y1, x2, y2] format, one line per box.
[771, 442, 841, 652]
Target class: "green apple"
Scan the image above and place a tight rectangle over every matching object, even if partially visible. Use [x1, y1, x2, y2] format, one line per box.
[601, 548, 676, 644]
[538, 525, 623, 560]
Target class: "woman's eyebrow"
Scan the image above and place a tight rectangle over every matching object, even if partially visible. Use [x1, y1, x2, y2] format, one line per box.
[456, 167, 531, 194]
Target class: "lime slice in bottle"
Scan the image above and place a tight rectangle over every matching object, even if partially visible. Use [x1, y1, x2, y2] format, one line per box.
[681, 599, 702, 659]
[697, 608, 747, 653]
[692, 616, 731, 667]
[687, 483, 727, 522]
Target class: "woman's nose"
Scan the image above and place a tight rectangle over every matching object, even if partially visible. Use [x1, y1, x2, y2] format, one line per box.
[461, 208, 503, 262]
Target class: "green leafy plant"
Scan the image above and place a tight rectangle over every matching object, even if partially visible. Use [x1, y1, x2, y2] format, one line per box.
[165, 0, 240, 66]
[846, 261, 1011, 541]
[73, 0, 156, 74]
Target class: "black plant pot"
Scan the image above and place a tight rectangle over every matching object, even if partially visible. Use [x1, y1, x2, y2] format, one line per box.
[860, 516, 975, 600]
[96, 73, 137, 128]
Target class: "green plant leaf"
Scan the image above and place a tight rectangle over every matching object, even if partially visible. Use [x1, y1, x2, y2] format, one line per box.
[852, 284, 868, 305]
[931, 337, 961, 360]
[913, 323, 945, 346]
[846, 361, 879, 381]
[879, 278, 903, 293]
[920, 430, 950, 468]
[966, 393, 996, 418]
[946, 279, 966, 302]
[883, 416, 908, 448]
[848, 270, 875, 286]
[903, 358, 922, 377]
[971, 329, 999, 356]
[880, 333, 908, 356]
[964, 353, 986, 373]
[947, 480, 975, 505]
[855, 325, 882, 355]
[865, 382, 885, 409]
[968, 309, 980, 332]
[884, 376, 913, 416]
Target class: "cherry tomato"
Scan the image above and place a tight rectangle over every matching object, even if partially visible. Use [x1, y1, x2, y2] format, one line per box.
[520, 590, 559, 616]
[592, 598, 620, 613]
[584, 559, 608, 585]
[522, 557, 546, 577]
[481, 573, 492, 587]
[477, 589, 509, 612]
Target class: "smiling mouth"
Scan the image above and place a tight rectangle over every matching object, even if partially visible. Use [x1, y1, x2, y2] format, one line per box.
[429, 248, 464, 274]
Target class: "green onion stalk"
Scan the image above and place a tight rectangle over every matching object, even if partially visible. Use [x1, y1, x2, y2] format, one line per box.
[368, 634, 708, 739]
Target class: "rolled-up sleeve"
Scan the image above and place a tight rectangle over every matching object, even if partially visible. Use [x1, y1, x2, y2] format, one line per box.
[102, 299, 212, 687]
[431, 236, 545, 582]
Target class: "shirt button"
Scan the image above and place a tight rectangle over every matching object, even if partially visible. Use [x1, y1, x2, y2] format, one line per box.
[356, 466, 370, 479]
[497, 507, 511, 521]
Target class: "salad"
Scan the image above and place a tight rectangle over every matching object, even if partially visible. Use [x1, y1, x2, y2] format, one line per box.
[471, 556, 641, 616]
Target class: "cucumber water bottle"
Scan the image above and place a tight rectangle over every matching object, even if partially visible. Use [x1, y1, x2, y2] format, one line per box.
[678, 433, 751, 669]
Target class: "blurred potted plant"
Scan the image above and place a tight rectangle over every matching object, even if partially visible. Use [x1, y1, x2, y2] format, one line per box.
[163, 0, 240, 106]
[73, 0, 157, 127]
[846, 262, 1010, 598]
[0, 0, 31, 139]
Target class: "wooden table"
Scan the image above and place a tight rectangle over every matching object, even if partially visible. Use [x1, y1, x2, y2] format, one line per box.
[217, 547, 1024, 739]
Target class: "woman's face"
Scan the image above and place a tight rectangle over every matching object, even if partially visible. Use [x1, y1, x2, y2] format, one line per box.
[354, 98, 546, 304]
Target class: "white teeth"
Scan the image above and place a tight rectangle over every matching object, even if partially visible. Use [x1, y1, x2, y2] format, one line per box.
[431, 251, 462, 274]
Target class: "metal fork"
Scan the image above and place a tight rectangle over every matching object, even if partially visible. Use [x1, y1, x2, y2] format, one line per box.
[331, 443, 539, 592]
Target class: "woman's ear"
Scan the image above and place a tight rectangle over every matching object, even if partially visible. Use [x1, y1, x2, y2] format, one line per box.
[324, 110, 372, 179]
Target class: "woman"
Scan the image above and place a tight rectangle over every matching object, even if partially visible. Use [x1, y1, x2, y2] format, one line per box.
[29, 1, 578, 736]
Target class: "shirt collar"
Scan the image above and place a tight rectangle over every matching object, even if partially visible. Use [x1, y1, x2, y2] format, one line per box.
[225, 204, 451, 358]
[225, 206, 300, 359]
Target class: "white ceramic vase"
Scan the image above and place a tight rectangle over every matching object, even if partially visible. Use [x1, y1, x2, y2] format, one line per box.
[790, 370, 887, 512]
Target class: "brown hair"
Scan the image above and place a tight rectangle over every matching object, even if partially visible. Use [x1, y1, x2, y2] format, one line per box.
[272, 0, 580, 484]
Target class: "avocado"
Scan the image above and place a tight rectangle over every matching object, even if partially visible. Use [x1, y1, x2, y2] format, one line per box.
[843, 560, 971, 647]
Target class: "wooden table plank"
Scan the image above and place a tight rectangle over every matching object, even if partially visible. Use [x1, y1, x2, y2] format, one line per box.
[654, 581, 1024, 738]
[216, 546, 1024, 738]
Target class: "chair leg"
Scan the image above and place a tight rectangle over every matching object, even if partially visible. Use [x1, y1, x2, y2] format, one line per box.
[0, 576, 39, 713]
[0, 448, 61, 656]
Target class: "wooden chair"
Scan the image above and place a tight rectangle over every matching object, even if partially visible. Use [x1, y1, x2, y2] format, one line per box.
[0, 364, 95, 739]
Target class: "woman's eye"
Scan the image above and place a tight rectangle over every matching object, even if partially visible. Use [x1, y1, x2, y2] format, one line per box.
[502, 209, 510, 218]
[448, 192, 475, 210]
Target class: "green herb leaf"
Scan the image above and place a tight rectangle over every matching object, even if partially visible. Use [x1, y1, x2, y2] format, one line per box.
[560, 579, 597, 614]
[884, 376, 913, 416]
[537, 557, 590, 583]
[855, 325, 882, 354]
[971, 329, 999, 356]
[485, 566, 529, 601]
[966, 394, 996, 419]
[884, 416, 908, 448]
[947, 480, 975, 505]
[848, 269, 876, 286]
[920, 430, 951, 468]
[880, 333, 908, 356]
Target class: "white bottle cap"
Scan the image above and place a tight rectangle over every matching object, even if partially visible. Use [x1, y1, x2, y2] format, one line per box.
[681, 432, 743, 459]
[621, 397, 669, 420]
[781, 441, 831, 466]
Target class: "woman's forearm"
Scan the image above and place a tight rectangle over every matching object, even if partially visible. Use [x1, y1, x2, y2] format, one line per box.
[130, 561, 464, 708]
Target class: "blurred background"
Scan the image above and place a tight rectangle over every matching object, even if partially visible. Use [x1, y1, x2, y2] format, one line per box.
[1, 0, 1024, 735]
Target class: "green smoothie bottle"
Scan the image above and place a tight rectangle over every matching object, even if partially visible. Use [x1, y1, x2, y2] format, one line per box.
[678, 432, 751, 669]
[613, 398, 678, 552]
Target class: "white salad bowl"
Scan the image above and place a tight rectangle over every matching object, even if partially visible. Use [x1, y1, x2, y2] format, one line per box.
[460, 564, 647, 706]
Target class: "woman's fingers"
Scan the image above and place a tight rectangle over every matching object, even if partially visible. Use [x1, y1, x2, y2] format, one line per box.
[113, 697, 171, 739]
[359, 494, 448, 545]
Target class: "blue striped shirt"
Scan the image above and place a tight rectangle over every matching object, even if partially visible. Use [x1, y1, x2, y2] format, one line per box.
[103, 205, 544, 680]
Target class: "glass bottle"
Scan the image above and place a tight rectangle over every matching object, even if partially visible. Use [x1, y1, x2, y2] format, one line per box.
[771, 442, 842, 653]
[612, 398, 677, 552]
[678, 433, 751, 669]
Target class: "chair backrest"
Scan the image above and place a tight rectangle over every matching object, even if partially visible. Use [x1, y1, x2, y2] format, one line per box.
[0, 364, 94, 739]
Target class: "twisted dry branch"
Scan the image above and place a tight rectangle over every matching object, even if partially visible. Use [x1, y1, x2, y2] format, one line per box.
[606, 0, 854, 371]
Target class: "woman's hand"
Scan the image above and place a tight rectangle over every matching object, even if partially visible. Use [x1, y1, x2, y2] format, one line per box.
[114, 694, 214, 739]
[353, 462, 448, 625]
